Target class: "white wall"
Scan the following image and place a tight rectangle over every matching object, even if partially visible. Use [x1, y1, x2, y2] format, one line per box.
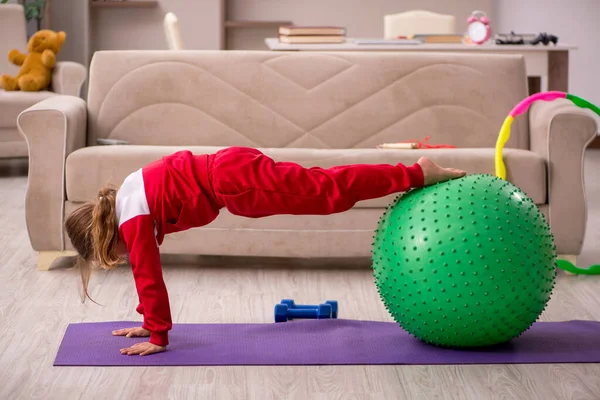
[90, 0, 222, 52]
[52, 0, 492, 57]
[50, 0, 90, 67]
[493, 0, 600, 112]
[51, 0, 223, 65]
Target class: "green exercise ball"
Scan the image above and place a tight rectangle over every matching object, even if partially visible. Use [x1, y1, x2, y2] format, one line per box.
[371, 174, 557, 348]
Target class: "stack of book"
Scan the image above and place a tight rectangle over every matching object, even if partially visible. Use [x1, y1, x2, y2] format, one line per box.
[278, 26, 346, 44]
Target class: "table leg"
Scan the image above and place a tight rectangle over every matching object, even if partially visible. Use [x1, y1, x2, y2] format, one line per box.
[527, 76, 542, 95]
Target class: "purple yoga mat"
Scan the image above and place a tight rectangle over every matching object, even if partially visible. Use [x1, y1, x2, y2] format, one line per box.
[53, 319, 600, 366]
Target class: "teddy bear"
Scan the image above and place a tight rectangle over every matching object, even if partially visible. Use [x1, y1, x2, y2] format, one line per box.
[0, 29, 66, 92]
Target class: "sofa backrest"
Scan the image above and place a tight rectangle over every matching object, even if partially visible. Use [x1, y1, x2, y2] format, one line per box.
[86, 50, 529, 149]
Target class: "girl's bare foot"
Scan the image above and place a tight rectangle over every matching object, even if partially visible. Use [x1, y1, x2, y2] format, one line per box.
[417, 157, 466, 186]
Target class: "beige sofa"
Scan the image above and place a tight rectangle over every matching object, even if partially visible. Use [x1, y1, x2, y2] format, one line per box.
[17, 50, 597, 270]
[0, 4, 87, 159]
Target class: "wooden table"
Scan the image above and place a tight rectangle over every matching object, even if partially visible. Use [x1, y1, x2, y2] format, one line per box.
[265, 38, 576, 95]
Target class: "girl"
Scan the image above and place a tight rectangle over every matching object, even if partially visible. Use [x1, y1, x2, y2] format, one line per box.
[65, 146, 465, 356]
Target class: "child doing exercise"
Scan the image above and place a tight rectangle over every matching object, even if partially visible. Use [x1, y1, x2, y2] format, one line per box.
[65, 146, 466, 356]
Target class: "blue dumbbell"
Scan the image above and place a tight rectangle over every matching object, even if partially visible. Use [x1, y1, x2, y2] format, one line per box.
[274, 303, 332, 323]
[280, 299, 338, 319]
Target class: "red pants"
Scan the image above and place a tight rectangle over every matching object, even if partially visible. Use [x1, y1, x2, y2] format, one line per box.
[209, 147, 424, 218]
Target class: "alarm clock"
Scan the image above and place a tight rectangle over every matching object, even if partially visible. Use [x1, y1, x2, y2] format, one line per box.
[467, 11, 491, 45]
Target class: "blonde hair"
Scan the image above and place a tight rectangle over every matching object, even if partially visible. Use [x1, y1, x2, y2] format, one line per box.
[65, 186, 126, 302]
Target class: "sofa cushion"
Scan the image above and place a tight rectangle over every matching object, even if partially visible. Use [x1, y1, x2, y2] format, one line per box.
[65, 145, 547, 206]
[0, 89, 56, 127]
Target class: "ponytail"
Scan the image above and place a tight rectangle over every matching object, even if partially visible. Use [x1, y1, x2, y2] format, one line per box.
[91, 187, 123, 269]
[65, 185, 125, 303]
[76, 256, 97, 304]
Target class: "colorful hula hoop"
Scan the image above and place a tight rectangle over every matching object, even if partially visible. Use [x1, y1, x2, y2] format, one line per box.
[494, 91, 600, 275]
[495, 91, 600, 180]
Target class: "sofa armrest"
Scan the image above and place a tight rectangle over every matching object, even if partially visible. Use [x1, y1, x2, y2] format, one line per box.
[17, 95, 87, 252]
[51, 61, 87, 97]
[529, 98, 598, 255]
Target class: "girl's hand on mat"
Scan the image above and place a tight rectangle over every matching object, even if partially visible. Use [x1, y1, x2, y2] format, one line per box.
[120, 341, 166, 356]
[112, 326, 150, 338]
[417, 157, 466, 186]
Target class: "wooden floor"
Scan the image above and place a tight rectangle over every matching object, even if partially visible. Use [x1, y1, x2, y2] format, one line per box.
[1, 154, 600, 400]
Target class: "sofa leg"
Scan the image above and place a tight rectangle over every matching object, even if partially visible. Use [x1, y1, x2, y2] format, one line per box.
[38, 251, 78, 271]
[558, 254, 577, 275]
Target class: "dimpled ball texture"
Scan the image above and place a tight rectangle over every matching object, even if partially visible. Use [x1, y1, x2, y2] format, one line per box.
[371, 174, 557, 348]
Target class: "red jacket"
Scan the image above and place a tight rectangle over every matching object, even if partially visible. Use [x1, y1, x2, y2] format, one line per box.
[116, 151, 220, 346]
[115, 149, 424, 346]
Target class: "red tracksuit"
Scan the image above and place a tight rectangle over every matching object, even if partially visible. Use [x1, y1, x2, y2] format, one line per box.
[115, 147, 424, 346]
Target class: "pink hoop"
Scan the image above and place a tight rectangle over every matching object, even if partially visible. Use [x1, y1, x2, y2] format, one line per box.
[509, 91, 566, 117]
